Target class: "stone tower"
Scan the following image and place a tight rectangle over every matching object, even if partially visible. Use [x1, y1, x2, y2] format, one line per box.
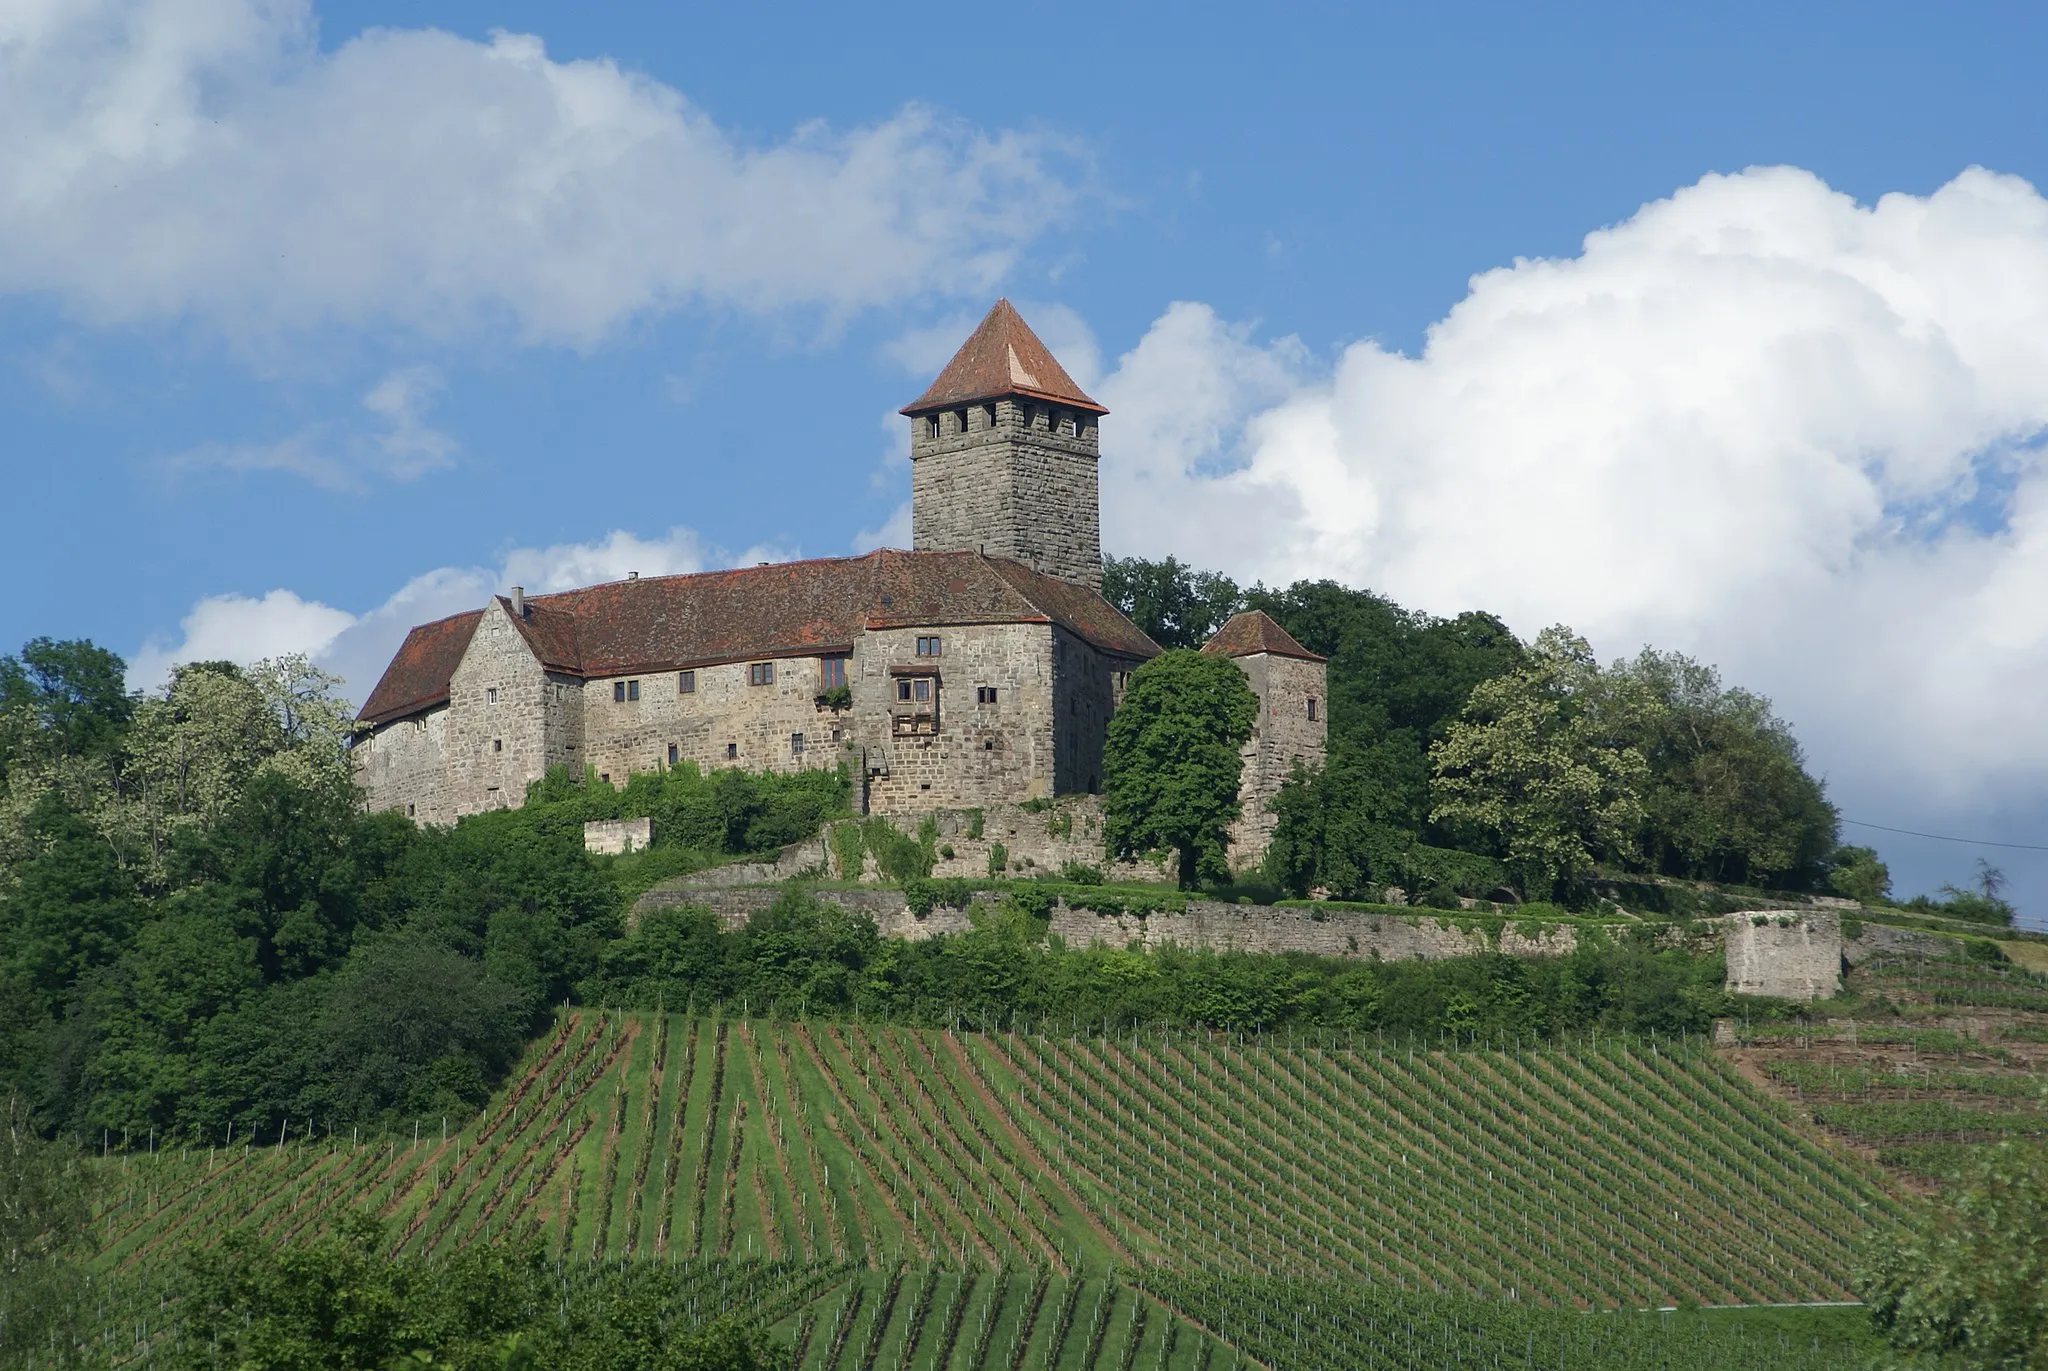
[1202, 610, 1328, 868]
[901, 300, 1108, 588]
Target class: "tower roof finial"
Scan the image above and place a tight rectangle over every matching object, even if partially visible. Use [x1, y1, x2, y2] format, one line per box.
[901, 299, 1107, 417]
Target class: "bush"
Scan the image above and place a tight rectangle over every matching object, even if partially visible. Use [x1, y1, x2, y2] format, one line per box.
[1418, 885, 1463, 910]
[829, 822, 865, 880]
[862, 817, 934, 883]
[988, 842, 1008, 877]
[1060, 862, 1105, 886]
[966, 809, 985, 840]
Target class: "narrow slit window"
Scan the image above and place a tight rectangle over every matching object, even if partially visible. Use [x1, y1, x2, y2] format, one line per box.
[1307, 697, 1319, 722]
[492, 738, 502, 753]
[724, 742, 737, 760]
[667, 743, 679, 765]
[485, 687, 498, 705]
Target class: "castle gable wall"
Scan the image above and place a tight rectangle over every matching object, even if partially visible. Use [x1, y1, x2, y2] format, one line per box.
[862, 621, 1057, 811]
[356, 705, 453, 824]
[440, 600, 553, 814]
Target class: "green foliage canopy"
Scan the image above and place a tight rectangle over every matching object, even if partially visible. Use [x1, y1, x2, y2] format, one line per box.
[1102, 649, 1258, 888]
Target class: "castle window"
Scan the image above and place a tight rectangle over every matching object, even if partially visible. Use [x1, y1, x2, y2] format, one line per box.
[492, 738, 502, 752]
[668, 743, 678, 765]
[678, 670, 696, 694]
[600, 773, 610, 784]
[749, 662, 774, 686]
[983, 403, 996, 429]
[413, 718, 427, 734]
[983, 739, 994, 751]
[629, 680, 640, 701]
[486, 687, 498, 705]
[725, 742, 737, 760]
[819, 655, 848, 690]
[612, 682, 624, 702]
[915, 636, 941, 658]
[831, 726, 842, 743]
[976, 686, 998, 705]
[1307, 697, 1319, 721]
[406, 803, 416, 817]
[554, 683, 565, 701]
[791, 733, 805, 755]
[954, 407, 969, 434]
[925, 414, 940, 439]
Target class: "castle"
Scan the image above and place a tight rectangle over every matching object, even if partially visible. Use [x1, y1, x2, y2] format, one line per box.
[354, 302, 1326, 863]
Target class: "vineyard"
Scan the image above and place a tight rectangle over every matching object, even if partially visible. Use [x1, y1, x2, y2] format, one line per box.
[95, 1012, 1893, 1321]
[1731, 947, 2048, 1181]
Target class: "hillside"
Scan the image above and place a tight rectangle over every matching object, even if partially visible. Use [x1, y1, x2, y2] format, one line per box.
[98, 1015, 1894, 1316]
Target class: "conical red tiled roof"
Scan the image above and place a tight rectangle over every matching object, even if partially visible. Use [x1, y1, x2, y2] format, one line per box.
[1202, 610, 1324, 662]
[901, 300, 1106, 416]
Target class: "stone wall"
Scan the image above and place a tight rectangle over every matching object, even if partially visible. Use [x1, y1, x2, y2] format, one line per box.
[852, 797, 1169, 883]
[862, 623, 1059, 812]
[1225, 652, 1327, 868]
[440, 600, 554, 818]
[581, 654, 849, 787]
[584, 818, 653, 855]
[909, 399, 1102, 588]
[356, 705, 452, 824]
[1723, 911, 1842, 1000]
[1051, 629, 1141, 798]
[633, 880, 1580, 961]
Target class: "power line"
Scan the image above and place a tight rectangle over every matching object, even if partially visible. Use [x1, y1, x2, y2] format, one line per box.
[1842, 818, 2048, 852]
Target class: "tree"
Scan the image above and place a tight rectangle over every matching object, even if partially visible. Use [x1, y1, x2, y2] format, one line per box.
[0, 1091, 99, 1363]
[1101, 555, 1243, 650]
[0, 638, 133, 772]
[1828, 845, 1892, 903]
[1860, 1141, 2048, 1367]
[1102, 650, 1259, 888]
[1606, 650, 1838, 888]
[1429, 628, 1651, 898]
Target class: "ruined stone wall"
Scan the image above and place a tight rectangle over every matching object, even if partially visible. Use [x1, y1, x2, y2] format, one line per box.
[862, 622, 1058, 812]
[855, 798, 1170, 882]
[633, 881, 1580, 960]
[1224, 652, 1327, 869]
[581, 653, 849, 787]
[909, 399, 1101, 588]
[583, 817, 652, 855]
[356, 705, 453, 824]
[1723, 911, 1843, 999]
[439, 600, 554, 816]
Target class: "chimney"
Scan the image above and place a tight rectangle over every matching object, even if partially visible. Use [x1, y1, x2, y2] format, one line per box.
[510, 586, 526, 618]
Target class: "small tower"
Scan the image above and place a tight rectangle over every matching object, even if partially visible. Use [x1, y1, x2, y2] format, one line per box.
[901, 300, 1108, 588]
[1203, 610, 1328, 868]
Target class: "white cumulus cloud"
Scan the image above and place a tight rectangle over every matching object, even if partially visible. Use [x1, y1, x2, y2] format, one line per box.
[0, 0, 1079, 343]
[1092, 165, 2048, 884]
[134, 525, 801, 707]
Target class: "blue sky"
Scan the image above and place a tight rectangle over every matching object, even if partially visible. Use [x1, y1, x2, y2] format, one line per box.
[6, 0, 2048, 912]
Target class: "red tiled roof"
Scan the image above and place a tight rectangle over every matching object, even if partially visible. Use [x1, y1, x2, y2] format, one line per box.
[355, 551, 1159, 727]
[1201, 610, 1324, 662]
[356, 610, 483, 726]
[901, 300, 1107, 417]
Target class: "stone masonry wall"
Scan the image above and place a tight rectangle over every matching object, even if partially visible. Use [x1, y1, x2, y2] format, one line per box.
[852, 797, 1169, 883]
[584, 817, 653, 855]
[357, 705, 453, 824]
[1723, 911, 1843, 999]
[634, 881, 1580, 961]
[1050, 629, 1141, 798]
[909, 399, 1102, 588]
[440, 600, 554, 817]
[862, 622, 1058, 812]
[1225, 652, 1327, 869]
[581, 653, 849, 787]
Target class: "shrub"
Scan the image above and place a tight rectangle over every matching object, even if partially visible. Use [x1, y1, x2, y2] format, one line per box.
[863, 817, 935, 883]
[814, 685, 853, 711]
[1418, 885, 1463, 910]
[1060, 862, 1105, 886]
[988, 842, 1008, 877]
[830, 822, 865, 880]
[966, 808, 985, 840]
